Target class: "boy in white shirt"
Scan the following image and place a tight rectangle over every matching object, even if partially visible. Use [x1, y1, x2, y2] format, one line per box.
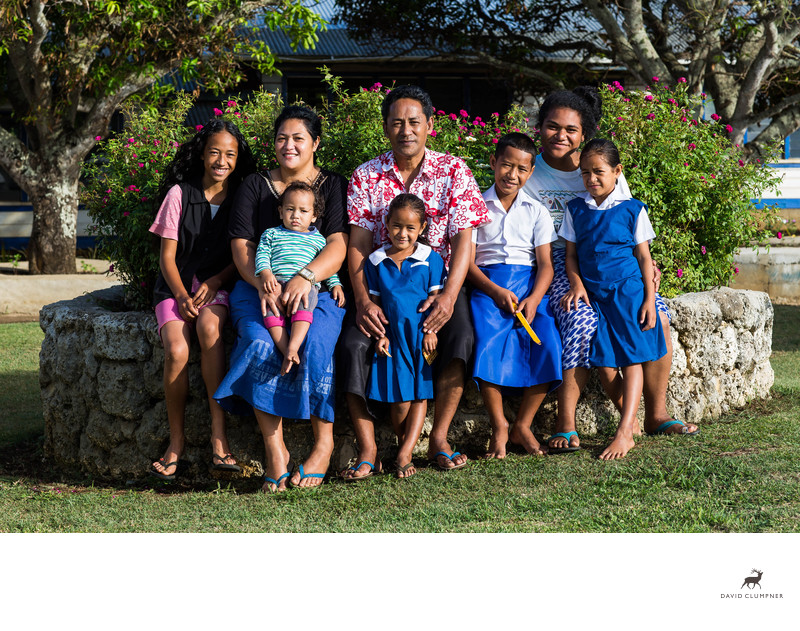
[468, 133, 563, 459]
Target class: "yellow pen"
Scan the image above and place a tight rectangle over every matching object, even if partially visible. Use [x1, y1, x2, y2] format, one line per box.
[512, 303, 542, 345]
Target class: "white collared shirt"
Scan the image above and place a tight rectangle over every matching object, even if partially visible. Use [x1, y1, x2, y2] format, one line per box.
[367, 242, 445, 297]
[558, 186, 655, 245]
[473, 185, 558, 267]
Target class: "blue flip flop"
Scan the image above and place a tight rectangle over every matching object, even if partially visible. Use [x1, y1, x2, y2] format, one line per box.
[289, 464, 326, 488]
[343, 460, 377, 482]
[263, 471, 290, 493]
[429, 451, 467, 471]
[546, 431, 581, 454]
[647, 420, 700, 436]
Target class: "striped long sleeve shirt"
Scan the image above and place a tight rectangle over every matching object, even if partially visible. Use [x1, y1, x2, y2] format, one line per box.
[254, 225, 341, 288]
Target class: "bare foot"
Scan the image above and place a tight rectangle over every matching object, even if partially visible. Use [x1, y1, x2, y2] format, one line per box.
[510, 424, 547, 456]
[281, 350, 300, 375]
[484, 425, 509, 459]
[599, 434, 636, 460]
[428, 441, 468, 470]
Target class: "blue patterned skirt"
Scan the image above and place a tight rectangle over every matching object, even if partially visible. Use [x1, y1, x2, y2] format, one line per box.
[214, 280, 345, 422]
[470, 264, 562, 391]
[548, 248, 670, 370]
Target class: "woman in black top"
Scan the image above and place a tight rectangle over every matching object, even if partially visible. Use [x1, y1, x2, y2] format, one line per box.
[215, 105, 349, 492]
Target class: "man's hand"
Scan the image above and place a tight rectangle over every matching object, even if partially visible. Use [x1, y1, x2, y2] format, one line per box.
[420, 292, 455, 334]
[356, 298, 388, 338]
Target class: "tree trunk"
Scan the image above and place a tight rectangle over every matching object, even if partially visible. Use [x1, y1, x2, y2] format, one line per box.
[27, 171, 80, 274]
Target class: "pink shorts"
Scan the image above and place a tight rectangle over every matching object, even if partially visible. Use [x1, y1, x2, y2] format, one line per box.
[155, 276, 230, 337]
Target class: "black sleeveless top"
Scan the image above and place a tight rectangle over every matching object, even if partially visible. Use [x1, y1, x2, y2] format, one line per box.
[152, 180, 234, 306]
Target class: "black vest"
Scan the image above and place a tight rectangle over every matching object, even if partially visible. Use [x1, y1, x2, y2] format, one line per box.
[152, 180, 233, 306]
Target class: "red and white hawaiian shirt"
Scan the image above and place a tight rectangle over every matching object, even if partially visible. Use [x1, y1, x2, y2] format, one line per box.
[347, 149, 490, 268]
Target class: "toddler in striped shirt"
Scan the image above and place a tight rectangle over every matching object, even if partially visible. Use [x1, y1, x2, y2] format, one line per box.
[255, 181, 345, 374]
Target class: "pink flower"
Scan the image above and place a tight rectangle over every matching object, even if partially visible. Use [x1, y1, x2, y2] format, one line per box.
[449, 113, 457, 121]
[617, 117, 624, 121]
[109, 264, 114, 273]
[678, 77, 687, 83]
[711, 113, 720, 121]
[725, 124, 733, 133]
[738, 159, 745, 167]
[491, 112, 499, 117]
[437, 110, 445, 115]
[652, 76, 660, 82]
[734, 267, 740, 274]
[227, 100, 236, 107]
[127, 137, 134, 143]
[213, 108, 223, 116]
[645, 95, 654, 101]
[687, 143, 696, 150]
[710, 173, 716, 179]
[123, 211, 130, 217]
[195, 125, 203, 131]
[701, 92, 707, 98]
[492, 138, 498, 144]
[459, 109, 468, 118]
[127, 184, 137, 191]
[681, 116, 688, 122]
[138, 163, 144, 168]
[701, 246, 707, 254]
[95, 136, 102, 141]
[677, 269, 684, 278]
[141, 196, 148, 202]
[647, 113, 656, 120]
[623, 98, 630, 102]
[372, 82, 382, 90]
[684, 162, 689, 166]
[474, 116, 482, 122]
[430, 130, 437, 137]
[778, 231, 783, 239]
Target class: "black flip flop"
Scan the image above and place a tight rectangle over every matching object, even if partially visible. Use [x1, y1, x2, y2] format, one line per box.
[211, 453, 242, 472]
[149, 458, 180, 481]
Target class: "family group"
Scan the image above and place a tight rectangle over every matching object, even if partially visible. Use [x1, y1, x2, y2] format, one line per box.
[147, 83, 700, 492]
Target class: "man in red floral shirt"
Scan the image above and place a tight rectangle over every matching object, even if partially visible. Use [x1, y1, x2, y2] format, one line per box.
[340, 85, 490, 478]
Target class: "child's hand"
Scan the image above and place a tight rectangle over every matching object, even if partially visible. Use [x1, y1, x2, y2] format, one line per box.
[260, 270, 280, 294]
[192, 281, 217, 308]
[517, 295, 539, 323]
[376, 336, 391, 357]
[639, 299, 657, 331]
[423, 331, 438, 354]
[178, 294, 199, 321]
[490, 286, 519, 313]
[561, 284, 591, 312]
[331, 285, 346, 307]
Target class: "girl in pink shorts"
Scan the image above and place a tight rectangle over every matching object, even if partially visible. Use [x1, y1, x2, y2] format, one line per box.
[148, 119, 255, 480]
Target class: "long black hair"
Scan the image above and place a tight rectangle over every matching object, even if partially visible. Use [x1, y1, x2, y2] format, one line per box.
[273, 105, 323, 142]
[155, 118, 256, 209]
[580, 138, 622, 168]
[537, 86, 602, 141]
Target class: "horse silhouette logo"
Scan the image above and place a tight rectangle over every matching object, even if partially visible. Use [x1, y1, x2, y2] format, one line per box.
[741, 569, 763, 589]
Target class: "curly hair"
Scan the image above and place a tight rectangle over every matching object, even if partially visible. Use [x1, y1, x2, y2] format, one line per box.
[537, 86, 603, 141]
[155, 118, 256, 210]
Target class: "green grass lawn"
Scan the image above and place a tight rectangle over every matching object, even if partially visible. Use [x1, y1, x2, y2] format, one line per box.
[1, 307, 799, 533]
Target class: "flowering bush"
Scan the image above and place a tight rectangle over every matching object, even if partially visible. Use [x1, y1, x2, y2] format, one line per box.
[84, 72, 780, 307]
[599, 79, 781, 297]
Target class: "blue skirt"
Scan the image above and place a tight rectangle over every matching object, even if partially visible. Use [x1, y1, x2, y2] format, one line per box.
[470, 264, 562, 391]
[214, 280, 345, 422]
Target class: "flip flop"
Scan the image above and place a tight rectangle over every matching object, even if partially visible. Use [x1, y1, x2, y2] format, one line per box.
[263, 471, 291, 493]
[211, 453, 242, 473]
[289, 464, 326, 488]
[429, 450, 467, 471]
[149, 458, 180, 481]
[546, 431, 581, 454]
[395, 462, 416, 479]
[647, 420, 700, 436]
[343, 460, 377, 482]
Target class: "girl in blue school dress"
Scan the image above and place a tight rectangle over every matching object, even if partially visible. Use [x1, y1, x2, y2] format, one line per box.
[560, 138, 667, 461]
[365, 193, 445, 479]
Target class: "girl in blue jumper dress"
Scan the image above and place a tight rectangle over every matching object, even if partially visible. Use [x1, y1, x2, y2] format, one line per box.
[559, 138, 667, 460]
[365, 194, 445, 478]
